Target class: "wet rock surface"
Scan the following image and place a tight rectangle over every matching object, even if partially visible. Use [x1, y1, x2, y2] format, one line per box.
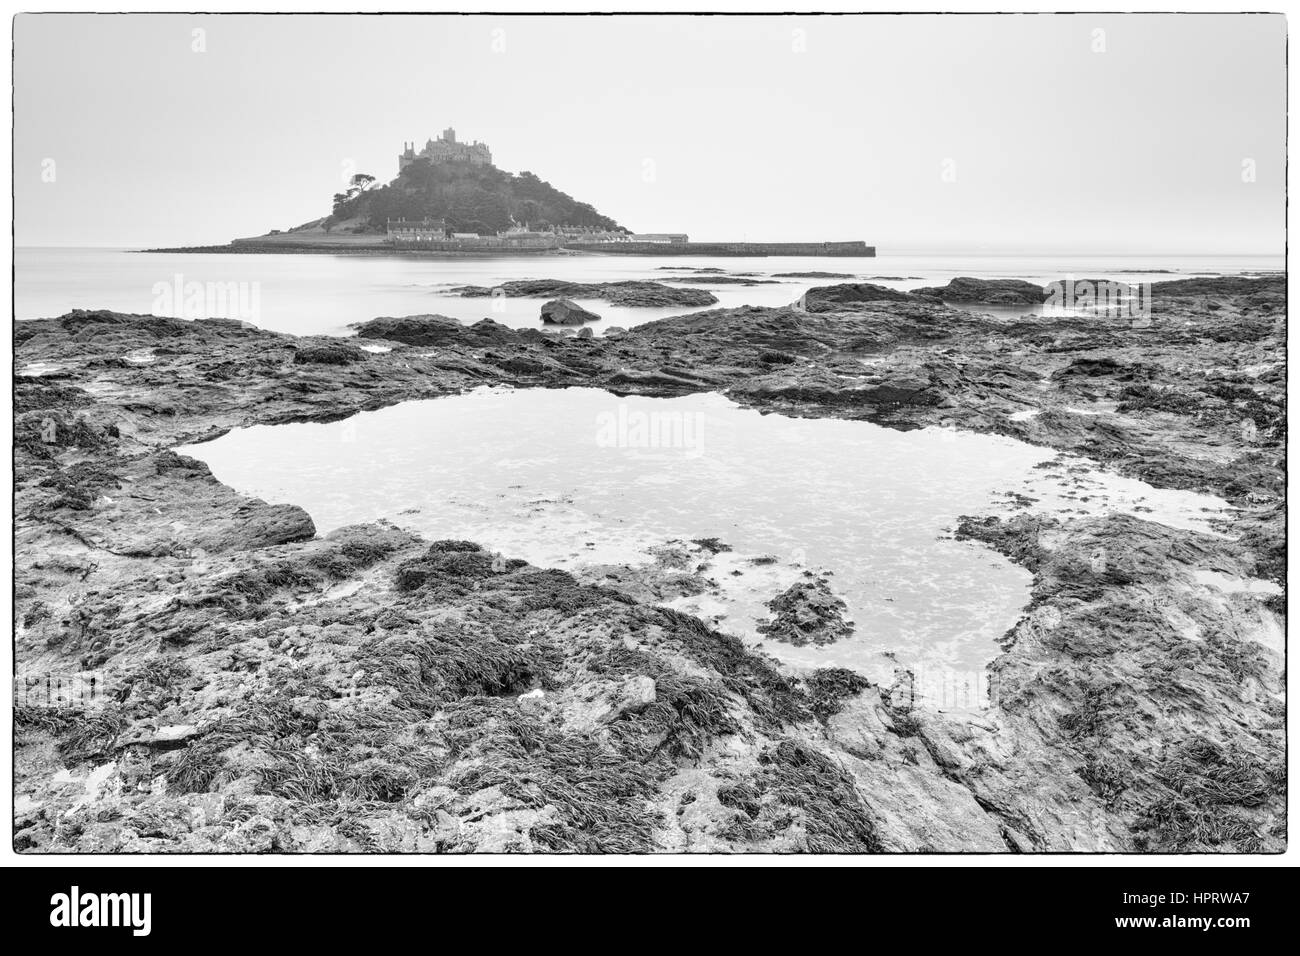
[540, 298, 600, 325]
[13, 276, 1285, 853]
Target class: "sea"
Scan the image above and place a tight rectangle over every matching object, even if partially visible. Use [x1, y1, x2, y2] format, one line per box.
[13, 247, 1283, 337]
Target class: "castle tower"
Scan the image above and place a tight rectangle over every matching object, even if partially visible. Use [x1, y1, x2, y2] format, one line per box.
[400, 127, 491, 171]
[398, 141, 417, 172]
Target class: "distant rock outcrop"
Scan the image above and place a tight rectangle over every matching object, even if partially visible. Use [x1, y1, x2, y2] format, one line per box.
[774, 271, 856, 279]
[912, 277, 1045, 305]
[800, 283, 914, 312]
[456, 280, 717, 308]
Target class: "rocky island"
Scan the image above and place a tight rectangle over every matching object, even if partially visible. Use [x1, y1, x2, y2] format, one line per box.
[145, 127, 873, 259]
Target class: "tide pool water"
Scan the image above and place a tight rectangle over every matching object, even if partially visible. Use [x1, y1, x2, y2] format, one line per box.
[177, 387, 1229, 709]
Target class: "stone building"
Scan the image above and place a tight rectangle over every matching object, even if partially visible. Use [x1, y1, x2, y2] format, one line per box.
[398, 128, 492, 171]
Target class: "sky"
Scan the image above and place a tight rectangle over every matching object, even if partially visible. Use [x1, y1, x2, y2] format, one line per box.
[13, 13, 1287, 253]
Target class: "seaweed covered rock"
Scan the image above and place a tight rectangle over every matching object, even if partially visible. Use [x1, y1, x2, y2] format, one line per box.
[757, 578, 855, 647]
[292, 342, 368, 365]
[351, 314, 465, 346]
[394, 540, 498, 592]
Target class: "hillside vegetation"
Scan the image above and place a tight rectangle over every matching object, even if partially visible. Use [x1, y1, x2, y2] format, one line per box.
[326, 159, 627, 235]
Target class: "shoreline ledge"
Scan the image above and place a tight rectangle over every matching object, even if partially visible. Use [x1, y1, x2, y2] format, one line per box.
[13, 275, 1284, 853]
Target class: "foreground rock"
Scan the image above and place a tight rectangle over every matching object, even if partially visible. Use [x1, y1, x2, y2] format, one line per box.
[541, 298, 600, 325]
[12, 275, 1285, 852]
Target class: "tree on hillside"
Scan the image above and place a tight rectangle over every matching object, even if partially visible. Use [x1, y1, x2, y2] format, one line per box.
[331, 173, 378, 217]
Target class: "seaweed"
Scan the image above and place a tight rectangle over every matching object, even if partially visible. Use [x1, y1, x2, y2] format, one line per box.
[610, 671, 740, 763]
[515, 568, 611, 614]
[756, 579, 855, 647]
[443, 701, 662, 853]
[17, 704, 126, 765]
[357, 621, 558, 714]
[292, 343, 368, 365]
[196, 561, 324, 618]
[114, 656, 193, 705]
[1131, 736, 1276, 851]
[1078, 753, 1131, 807]
[15, 412, 106, 459]
[165, 700, 318, 794]
[803, 668, 872, 721]
[722, 740, 882, 852]
[39, 462, 121, 510]
[14, 379, 92, 414]
[1057, 682, 1120, 739]
[645, 607, 808, 730]
[394, 542, 498, 593]
[307, 537, 400, 578]
[889, 710, 924, 738]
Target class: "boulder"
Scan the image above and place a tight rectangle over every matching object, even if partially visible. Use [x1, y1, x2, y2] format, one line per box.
[541, 298, 600, 326]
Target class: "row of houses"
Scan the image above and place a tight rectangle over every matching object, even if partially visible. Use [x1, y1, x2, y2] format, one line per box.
[386, 219, 557, 249]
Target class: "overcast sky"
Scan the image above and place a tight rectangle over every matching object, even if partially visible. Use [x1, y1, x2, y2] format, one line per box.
[14, 13, 1286, 253]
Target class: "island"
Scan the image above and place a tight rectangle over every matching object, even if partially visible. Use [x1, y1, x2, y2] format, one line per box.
[145, 126, 875, 258]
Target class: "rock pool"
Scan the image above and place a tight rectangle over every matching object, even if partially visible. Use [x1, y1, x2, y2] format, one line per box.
[179, 386, 1228, 709]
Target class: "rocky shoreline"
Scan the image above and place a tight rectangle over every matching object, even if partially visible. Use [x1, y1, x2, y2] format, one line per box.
[13, 275, 1285, 852]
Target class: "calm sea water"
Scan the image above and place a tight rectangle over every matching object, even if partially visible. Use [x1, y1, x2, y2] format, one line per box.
[178, 387, 1228, 709]
[14, 247, 1283, 337]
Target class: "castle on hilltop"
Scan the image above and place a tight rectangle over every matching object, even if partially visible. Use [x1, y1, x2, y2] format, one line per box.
[398, 128, 492, 171]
